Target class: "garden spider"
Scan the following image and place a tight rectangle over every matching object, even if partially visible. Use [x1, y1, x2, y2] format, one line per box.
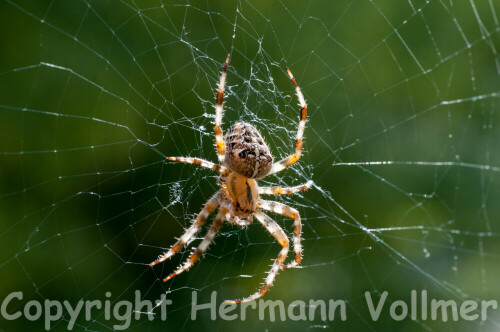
[150, 54, 311, 303]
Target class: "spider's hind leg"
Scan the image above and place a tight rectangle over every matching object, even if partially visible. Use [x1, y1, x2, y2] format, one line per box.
[269, 68, 308, 175]
[163, 206, 228, 281]
[214, 54, 230, 165]
[150, 192, 221, 266]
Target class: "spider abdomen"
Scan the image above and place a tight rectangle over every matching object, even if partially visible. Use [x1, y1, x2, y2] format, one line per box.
[224, 122, 273, 179]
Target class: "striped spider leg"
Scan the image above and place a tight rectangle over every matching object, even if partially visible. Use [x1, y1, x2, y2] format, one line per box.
[258, 180, 313, 270]
[258, 180, 313, 195]
[214, 54, 230, 165]
[162, 205, 229, 281]
[163, 157, 228, 176]
[227, 184, 312, 304]
[268, 67, 308, 175]
[258, 199, 304, 270]
[225, 210, 290, 304]
[150, 192, 222, 268]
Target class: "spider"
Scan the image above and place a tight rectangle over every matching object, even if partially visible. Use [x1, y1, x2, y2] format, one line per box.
[150, 54, 311, 303]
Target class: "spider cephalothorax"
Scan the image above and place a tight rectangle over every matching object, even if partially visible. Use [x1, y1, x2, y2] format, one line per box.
[150, 54, 311, 304]
[223, 172, 258, 218]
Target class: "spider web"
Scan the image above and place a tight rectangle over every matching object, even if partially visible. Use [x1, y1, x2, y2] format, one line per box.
[1, 0, 500, 330]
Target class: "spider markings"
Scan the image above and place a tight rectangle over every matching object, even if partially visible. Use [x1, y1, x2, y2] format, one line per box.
[224, 122, 273, 179]
[150, 54, 311, 303]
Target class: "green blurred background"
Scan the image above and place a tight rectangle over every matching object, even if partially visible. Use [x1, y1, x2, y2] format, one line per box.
[1, 0, 500, 330]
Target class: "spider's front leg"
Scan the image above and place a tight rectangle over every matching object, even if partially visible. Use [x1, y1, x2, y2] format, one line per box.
[227, 215, 253, 227]
[150, 192, 221, 266]
[225, 211, 289, 304]
[163, 205, 228, 281]
[259, 200, 302, 269]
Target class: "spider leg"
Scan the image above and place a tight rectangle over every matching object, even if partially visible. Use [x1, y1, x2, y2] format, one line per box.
[269, 67, 308, 175]
[259, 180, 312, 195]
[259, 200, 302, 269]
[227, 215, 253, 227]
[150, 192, 221, 266]
[166, 157, 228, 176]
[163, 206, 228, 282]
[225, 211, 289, 304]
[214, 54, 230, 165]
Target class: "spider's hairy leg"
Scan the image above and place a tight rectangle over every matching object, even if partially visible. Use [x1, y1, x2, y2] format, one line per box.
[166, 157, 228, 176]
[163, 206, 228, 282]
[258, 180, 313, 195]
[214, 54, 230, 165]
[225, 211, 289, 304]
[269, 67, 308, 175]
[150, 192, 221, 267]
[227, 215, 252, 227]
[259, 200, 302, 269]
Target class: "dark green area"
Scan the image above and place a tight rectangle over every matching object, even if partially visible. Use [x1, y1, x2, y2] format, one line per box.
[1, 0, 499, 330]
